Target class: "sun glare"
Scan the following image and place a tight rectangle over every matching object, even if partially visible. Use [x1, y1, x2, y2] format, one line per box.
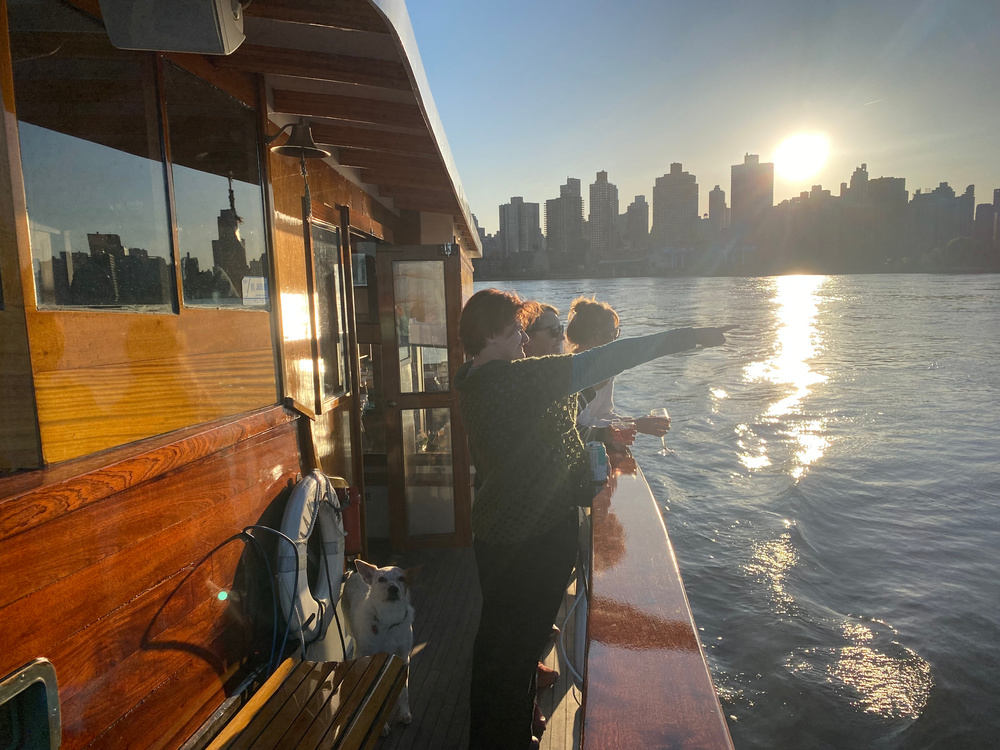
[773, 133, 831, 182]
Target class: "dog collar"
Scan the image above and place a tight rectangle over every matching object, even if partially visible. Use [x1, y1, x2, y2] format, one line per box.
[372, 611, 409, 635]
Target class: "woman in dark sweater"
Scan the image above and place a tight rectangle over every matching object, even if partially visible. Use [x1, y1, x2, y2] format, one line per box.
[456, 288, 731, 750]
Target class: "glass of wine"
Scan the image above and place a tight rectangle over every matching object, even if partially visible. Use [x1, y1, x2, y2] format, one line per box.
[649, 408, 671, 455]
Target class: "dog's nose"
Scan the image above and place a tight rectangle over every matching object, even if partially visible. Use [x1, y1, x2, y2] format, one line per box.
[387, 585, 399, 600]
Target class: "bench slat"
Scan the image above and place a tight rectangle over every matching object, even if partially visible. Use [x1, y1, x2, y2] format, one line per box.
[328, 656, 406, 750]
[204, 655, 406, 750]
[205, 658, 304, 750]
[249, 660, 340, 749]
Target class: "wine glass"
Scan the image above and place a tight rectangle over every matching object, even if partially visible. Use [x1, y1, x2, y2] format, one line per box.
[649, 408, 671, 455]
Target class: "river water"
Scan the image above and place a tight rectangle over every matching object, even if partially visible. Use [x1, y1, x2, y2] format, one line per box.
[476, 274, 1000, 749]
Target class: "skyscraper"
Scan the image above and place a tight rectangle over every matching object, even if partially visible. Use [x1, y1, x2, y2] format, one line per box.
[730, 154, 774, 235]
[708, 185, 728, 232]
[847, 163, 869, 206]
[588, 171, 619, 259]
[624, 195, 649, 251]
[545, 177, 584, 257]
[651, 163, 698, 249]
[499, 196, 541, 256]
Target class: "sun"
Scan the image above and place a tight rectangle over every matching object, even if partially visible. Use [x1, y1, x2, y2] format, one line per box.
[773, 133, 831, 182]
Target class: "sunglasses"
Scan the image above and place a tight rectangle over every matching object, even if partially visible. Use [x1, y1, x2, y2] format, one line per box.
[528, 323, 564, 338]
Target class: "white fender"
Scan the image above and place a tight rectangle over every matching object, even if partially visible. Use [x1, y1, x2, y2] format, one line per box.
[277, 470, 346, 643]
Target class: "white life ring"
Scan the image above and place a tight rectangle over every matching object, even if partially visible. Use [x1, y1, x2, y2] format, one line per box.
[277, 470, 346, 642]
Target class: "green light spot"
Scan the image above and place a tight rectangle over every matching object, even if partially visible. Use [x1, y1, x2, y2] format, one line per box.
[218, 590, 229, 601]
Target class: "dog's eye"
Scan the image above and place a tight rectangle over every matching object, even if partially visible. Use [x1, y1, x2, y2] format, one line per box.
[377, 576, 387, 583]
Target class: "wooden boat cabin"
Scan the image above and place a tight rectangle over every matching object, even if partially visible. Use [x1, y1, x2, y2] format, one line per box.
[0, 0, 479, 747]
[0, 2, 734, 749]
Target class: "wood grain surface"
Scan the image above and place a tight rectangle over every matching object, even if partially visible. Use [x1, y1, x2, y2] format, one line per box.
[582, 456, 735, 750]
[0, 405, 307, 750]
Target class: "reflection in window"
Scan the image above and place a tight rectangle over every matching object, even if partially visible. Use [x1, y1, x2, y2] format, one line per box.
[11, 0, 173, 309]
[393, 260, 449, 393]
[309, 222, 349, 406]
[165, 64, 268, 308]
[402, 407, 455, 536]
[358, 345, 385, 453]
[352, 240, 378, 286]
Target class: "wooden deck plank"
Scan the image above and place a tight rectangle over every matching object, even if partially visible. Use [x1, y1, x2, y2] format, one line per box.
[364, 544, 579, 750]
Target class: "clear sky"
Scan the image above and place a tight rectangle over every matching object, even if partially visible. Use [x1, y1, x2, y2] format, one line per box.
[407, 0, 1000, 235]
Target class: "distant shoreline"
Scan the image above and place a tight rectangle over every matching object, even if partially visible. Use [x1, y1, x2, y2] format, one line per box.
[474, 267, 1000, 283]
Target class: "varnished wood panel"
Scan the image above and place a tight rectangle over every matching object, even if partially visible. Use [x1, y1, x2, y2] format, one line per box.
[359, 167, 452, 192]
[0, 426, 295, 611]
[214, 45, 410, 91]
[309, 123, 436, 158]
[32, 346, 276, 465]
[582, 460, 734, 750]
[336, 149, 439, 172]
[0, 404, 294, 534]
[272, 89, 424, 130]
[245, 0, 391, 34]
[25, 308, 274, 375]
[0, 2, 41, 468]
[90, 656, 239, 750]
[0, 406, 305, 750]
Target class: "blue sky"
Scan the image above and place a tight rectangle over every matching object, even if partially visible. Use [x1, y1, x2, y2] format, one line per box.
[407, 0, 1000, 234]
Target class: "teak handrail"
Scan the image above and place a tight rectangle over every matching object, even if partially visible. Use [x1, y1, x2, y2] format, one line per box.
[582, 452, 735, 749]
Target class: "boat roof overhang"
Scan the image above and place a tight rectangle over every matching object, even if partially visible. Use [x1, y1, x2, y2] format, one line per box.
[213, 0, 481, 256]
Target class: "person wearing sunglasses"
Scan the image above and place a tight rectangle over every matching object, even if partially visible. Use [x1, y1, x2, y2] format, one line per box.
[522, 301, 566, 357]
[456, 288, 732, 750]
[566, 296, 671, 444]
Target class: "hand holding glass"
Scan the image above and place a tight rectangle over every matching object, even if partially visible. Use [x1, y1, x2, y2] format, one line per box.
[649, 408, 671, 455]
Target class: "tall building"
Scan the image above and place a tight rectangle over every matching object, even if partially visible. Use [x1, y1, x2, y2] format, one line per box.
[651, 163, 698, 249]
[846, 163, 869, 206]
[907, 182, 975, 252]
[868, 176, 908, 211]
[993, 188, 1000, 253]
[624, 195, 649, 251]
[730, 154, 774, 235]
[544, 177, 584, 256]
[588, 171, 619, 259]
[708, 185, 729, 231]
[498, 196, 541, 256]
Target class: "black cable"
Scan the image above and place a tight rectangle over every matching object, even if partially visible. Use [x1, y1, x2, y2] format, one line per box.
[239, 530, 279, 674]
[318, 507, 348, 657]
[243, 525, 302, 673]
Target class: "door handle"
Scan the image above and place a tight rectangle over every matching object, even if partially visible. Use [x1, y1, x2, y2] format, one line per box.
[385, 400, 397, 407]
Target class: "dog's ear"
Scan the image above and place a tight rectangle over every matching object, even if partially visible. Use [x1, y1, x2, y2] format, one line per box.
[354, 558, 379, 585]
[403, 565, 422, 586]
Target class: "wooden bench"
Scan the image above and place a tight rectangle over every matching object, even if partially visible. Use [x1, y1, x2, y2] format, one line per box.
[205, 654, 406, 750]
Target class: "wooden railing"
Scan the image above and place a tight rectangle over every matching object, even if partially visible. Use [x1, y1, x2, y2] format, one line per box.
[581, 450, 734, 749]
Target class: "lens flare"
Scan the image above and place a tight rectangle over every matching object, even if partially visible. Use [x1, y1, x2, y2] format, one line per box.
[773, 133, 831, 181]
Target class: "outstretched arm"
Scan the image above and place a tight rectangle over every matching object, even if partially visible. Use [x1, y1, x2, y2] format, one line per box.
[568, 327, 732, 394]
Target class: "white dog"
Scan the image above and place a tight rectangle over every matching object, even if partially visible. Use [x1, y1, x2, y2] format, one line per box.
[342, 559, 419, 733]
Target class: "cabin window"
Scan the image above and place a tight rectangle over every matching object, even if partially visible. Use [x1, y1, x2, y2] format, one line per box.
[164, 64, 269, 308]
[352, 240, 378, 286]
[393, 260, 449, 393]
[10, 1, 174, 309]
[8, 0, 269, 311]
[307, 220, 350, 409]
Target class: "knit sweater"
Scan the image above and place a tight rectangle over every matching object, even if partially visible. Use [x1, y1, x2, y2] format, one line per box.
[456, 355, 587, 545]
[455, 327, 700, 545]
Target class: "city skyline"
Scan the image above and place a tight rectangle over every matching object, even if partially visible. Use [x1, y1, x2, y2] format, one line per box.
[408, 0, 1000, 235]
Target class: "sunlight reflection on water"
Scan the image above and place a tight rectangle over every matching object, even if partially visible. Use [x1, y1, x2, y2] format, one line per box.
[740, 275, 830, 478]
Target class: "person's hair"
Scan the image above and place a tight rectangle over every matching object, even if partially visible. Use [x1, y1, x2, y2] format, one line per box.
[521, 301, 559, 332]
[565, 296, 619, 352]
[459, 288, 524, 356]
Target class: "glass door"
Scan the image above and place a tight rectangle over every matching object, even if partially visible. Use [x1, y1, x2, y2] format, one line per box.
[377, 244, 470, 549]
